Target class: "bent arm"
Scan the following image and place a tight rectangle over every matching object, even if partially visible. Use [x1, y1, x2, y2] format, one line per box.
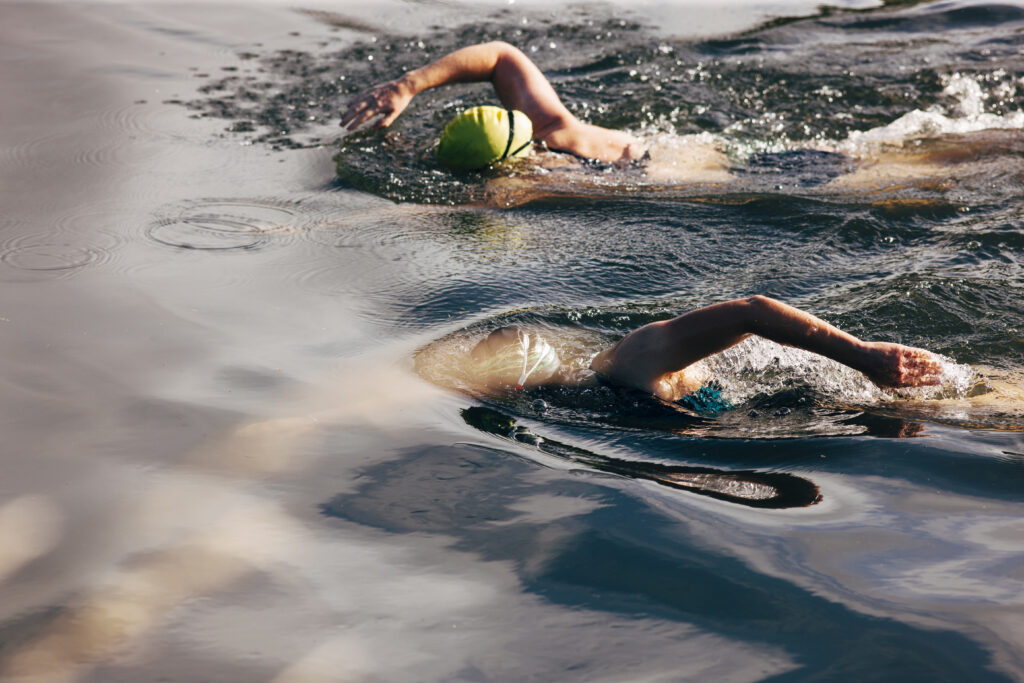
[340, 42, 641, 161]
[591, 295, 941, 398]
[341, 41, 573, 135]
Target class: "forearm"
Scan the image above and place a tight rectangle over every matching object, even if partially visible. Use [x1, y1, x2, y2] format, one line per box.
[626, 296, 871, 380]
[740, 296, 870, 371]
[725, 296, 942, 388]
[341, 42, 523, 131]
[399, 42, 508, 95]
[401, 42, 572, 132]
[598, 296, 940, 393]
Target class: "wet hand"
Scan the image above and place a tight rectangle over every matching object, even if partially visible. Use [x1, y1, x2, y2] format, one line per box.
[865, 342, 943, 388]
[340, 79, 412, 131]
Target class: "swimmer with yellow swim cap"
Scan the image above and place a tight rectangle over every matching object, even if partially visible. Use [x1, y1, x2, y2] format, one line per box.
[341, 41, 1008, 187]
[460, 296, 943, 407]
[340, 41, 645, 167]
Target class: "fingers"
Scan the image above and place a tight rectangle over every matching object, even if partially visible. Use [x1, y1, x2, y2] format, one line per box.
[340, 82, 402, 131]
[340, 97, 384, 131]
[339, 100, 367, 129]
[344, 105, 384, 131]
[377, 109, 402, 128]
[897, 347, 943, 387]
[866, 343, 944, 389]
[340, 89, 375, 127]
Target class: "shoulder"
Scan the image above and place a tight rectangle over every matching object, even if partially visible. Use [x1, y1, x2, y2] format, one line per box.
[588, 335, 660, 396]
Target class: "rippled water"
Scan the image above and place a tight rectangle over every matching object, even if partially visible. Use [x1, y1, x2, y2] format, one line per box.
[2, 1, 1024, 681]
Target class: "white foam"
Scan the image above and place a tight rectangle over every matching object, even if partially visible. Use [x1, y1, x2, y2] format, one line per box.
[840, 72, 1024, 150]
[702, 337, 981, 405]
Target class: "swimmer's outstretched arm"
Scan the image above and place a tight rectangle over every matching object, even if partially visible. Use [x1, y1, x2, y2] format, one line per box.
[340, 42, 570, 134]
[339, 41, 641, 162]
[591, 295, 942, 400]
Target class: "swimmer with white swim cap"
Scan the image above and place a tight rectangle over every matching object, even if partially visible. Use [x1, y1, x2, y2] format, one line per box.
[464, 296, 943, 407]
[340, 41, 646, 167]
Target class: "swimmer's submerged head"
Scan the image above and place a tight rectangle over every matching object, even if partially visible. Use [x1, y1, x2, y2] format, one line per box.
[436, 105, 533, 171]
[470, 326, 560, 390]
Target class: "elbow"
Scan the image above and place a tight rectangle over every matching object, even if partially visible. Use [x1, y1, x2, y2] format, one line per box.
[483, 41, 520, 57]
[487, 41, 529, 71]
[744, 294, 775, 308]
[741, 295, 777, 329]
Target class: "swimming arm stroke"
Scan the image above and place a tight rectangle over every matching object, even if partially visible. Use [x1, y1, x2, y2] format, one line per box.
[340, 42, 572, 134]
[591, 295, 941, 399]
[339, 42, 641, 162]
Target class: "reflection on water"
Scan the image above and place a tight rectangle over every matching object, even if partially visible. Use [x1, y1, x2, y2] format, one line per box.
[3, 1, 1024, 681]
[461, 405, 823, 507]
[0, 497, 62, 586]
[322, 438, 1017, 683]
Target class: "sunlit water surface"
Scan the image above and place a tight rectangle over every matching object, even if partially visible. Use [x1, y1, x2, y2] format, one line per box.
[1, 1, 1024, 681]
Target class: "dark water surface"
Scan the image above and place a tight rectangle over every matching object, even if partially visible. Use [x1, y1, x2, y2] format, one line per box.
[2, 1, 1024, 681]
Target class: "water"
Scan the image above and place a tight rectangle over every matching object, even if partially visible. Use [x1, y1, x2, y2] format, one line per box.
[2, 1, 1024, 681]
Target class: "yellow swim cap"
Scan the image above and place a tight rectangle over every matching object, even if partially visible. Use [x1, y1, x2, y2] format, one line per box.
[436, 105, 533, 171]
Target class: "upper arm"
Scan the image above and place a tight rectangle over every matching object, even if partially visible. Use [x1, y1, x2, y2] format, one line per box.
[488, 43, 575, 137]
[594, 300, 757, 390]
[490, 44, 641, 161]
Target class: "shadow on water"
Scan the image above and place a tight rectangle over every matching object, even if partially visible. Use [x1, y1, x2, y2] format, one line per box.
[460, 405, 822, 509]
[321, 441, 1011, 682]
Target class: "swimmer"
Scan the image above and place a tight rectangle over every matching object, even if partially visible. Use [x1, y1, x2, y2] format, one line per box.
[340, 41, 647, 164]
[340, 41, 1016, 192]
[467, 295, 942, 405]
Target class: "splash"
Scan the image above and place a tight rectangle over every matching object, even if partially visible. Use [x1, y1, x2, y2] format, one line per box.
[840, 72, 1024, 151]
[701, 337, 984, 407]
